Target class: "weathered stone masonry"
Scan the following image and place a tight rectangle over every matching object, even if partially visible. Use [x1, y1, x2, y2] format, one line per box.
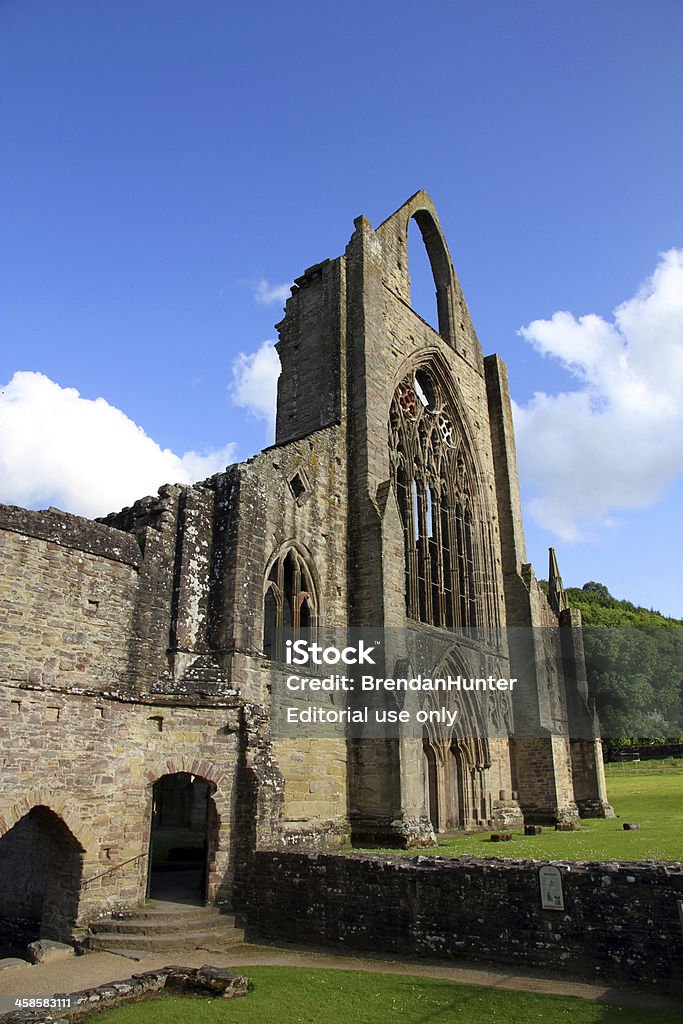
[1, 191, 614, 953]
[247, 851, 683, 990]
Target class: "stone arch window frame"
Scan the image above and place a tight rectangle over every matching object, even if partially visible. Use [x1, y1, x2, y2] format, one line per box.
[406, 208, 457, 347]
[262, 542, 320, 662]
[389, 357, 500, 632]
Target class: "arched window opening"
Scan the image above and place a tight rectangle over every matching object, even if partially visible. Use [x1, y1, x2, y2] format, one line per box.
[263, 589, 278, 661]
[440, 495, 455, 627]
[263, 547, 318, 661]
[299, 595, 312, 631]
[414, 370, 434, 409]
[465, 509, 477, 624]
[389, 365, 488, 630]
[406, 212, 455, 344]
[408, 218, 439, 331]
[282, 551, 297, 632]
[412, 481, 420, 543]
[425, 486, 434, 539]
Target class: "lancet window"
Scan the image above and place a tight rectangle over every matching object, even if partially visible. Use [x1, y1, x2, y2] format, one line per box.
[389, 367, 485, 629]
[263, 547, 317, 661]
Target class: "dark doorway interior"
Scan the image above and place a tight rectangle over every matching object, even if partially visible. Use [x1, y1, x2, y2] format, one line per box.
[148, 773, 210, 904]
[0, 806, 84, 956]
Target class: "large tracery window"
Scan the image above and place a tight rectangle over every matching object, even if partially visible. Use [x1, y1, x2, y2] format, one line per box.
[263, 547, 317, 661]
[389, 367, 487, 629]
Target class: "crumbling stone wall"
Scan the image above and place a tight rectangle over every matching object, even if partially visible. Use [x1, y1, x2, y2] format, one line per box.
[247, 851, 683, 989]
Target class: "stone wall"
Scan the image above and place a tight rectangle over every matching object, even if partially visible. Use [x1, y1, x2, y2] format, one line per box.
[0, 685, 245, 935]
[246, 851, 683, 990]
[0, 509, 140, 693]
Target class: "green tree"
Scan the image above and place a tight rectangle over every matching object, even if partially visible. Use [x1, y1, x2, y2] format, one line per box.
[565, 583, 683, 744]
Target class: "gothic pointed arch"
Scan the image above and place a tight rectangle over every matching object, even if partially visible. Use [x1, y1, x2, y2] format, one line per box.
[408, 208, 456, 344]
[263, 541, 319, 661]
[388, 356, 500, 630]
[376, 191, 460, 348]
[419, 655, 494, 830]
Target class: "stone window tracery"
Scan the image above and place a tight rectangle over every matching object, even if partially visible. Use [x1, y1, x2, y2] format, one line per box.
[389, 367, 488, 629]
[263, 547, 317, 661]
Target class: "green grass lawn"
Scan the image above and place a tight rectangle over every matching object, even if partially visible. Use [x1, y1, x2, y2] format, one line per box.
[362, 760, 683, 861]
[91, 967, 681, 1024]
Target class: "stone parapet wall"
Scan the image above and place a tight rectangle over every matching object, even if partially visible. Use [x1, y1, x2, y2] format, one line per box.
[246, 851, 683, 990]
[0, 506, 141, 567]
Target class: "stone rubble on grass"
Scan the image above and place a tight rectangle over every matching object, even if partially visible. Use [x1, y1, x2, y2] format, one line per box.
[0, 964, 249, 1024]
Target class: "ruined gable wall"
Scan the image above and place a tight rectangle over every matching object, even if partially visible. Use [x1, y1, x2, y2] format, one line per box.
[342, 198, 513, 834]
[345, 199, 507, 633]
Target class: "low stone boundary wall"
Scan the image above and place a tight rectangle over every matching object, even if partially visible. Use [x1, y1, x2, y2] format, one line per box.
[0, 965, 248, 1023]
[246, 852, 683, 990]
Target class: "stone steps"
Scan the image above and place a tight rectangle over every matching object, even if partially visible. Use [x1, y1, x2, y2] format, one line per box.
[86, 902, 245, 954]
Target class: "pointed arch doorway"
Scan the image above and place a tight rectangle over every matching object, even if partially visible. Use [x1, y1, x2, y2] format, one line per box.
[147, 773, 214, 904]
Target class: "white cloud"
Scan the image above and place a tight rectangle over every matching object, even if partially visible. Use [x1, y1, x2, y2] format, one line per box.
[513, 248, 683, 541]
[229, 340, 280, 438]
[253, 278, 292, 306]
[0, 372, 236, 519]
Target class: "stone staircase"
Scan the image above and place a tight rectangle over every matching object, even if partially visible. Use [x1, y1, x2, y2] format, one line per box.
[86, 901, 245, 957]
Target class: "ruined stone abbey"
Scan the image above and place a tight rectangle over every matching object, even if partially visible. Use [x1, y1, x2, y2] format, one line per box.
[0, 192, 613, 951]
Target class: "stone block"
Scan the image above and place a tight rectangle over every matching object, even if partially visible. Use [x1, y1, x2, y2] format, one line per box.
[26, 939, 75, 963]
[0, 958, 30, 971]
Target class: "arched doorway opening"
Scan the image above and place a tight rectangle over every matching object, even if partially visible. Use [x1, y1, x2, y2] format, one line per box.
[0, 806, 84, 955]
[147, 773, 214, 904]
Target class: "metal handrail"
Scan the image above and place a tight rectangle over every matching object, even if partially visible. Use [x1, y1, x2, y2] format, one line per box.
[82, 852, 146, 888]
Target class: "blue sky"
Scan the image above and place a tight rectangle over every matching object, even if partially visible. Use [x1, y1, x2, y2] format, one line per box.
[1, 0, 682, 617]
